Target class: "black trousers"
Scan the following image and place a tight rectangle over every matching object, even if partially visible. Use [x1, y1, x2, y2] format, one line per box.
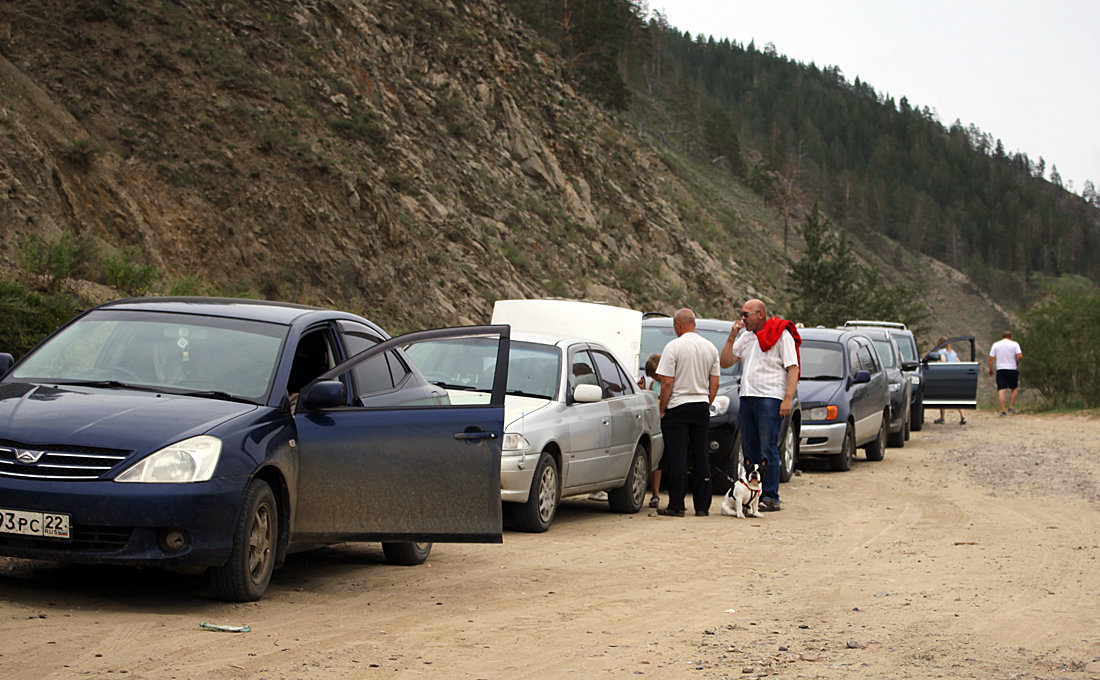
[661, 402, 712, 513]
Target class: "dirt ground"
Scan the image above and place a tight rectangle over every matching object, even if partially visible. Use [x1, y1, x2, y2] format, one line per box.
[1, 409, 1098, 679]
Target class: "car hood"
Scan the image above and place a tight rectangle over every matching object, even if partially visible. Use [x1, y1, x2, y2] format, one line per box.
[796, 380, 842, 405]
[0, 382, 259, 453]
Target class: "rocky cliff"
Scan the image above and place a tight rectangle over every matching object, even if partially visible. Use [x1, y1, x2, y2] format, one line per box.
[0, 0, 1009, 348]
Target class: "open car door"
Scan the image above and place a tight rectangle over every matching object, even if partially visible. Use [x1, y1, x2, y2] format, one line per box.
[291, 325, 509, 543]
[921, 336, 979, 410]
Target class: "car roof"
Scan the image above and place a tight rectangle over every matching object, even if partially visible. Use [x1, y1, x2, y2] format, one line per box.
[510, 331, 616, 356]
[642, 315, 733, 332]
[94, 297, 356, 326]
[799, 327, 870, 343]
[844, 320, 911, 333]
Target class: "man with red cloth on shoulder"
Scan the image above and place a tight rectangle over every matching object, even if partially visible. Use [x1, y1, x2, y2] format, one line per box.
[720, 299, 800, 512]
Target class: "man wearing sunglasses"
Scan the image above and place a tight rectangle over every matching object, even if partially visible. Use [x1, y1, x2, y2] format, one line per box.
[720, 299, 801, 512]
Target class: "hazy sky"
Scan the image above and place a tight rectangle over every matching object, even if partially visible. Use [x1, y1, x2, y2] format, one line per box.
[658, 1, 1099, 194]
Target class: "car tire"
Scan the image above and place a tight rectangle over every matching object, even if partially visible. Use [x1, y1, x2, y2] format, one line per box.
[888, 407, 907, 448]
[608, 444, 649, 513]
[865, 413, 887, 461]
[830, 424, 855, 472]
[209, 478, 278, 602]
[779, 420, 797, 483]
[512, 452, 558, 533]
[712, 432, 742, 494]
[910, 400, 924, 432]
[382, 541, 432, 565]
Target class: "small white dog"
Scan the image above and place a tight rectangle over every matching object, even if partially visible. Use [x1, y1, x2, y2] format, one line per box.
[720, 459, 766, 518]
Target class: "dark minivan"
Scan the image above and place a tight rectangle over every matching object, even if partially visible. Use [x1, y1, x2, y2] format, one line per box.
[796, 327, 891, 471]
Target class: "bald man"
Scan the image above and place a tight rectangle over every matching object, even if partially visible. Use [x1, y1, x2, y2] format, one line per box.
[654, 308, 720, 517]
[721, 299, 800, 512]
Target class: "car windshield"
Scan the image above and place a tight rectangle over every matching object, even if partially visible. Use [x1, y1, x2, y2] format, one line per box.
[871, 339, 898, 368]
[800, 340, 845, 379]
[641, 325, 740, 378]
[10, 309, 286, 401]
[406, 338, 560, 400]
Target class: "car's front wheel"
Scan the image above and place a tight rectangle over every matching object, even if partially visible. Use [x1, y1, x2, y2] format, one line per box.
[382, 542, 432, 565]
[864, 413, 887, 461]
[608, 444, 649, 513]
[779, 420, 798, 483]
[512, 452, 558, 533]
[209, 478, 278, 602]
[888, 405, 907, 448]
[910, 400, 924, 432]
[830, 424, 855, 472]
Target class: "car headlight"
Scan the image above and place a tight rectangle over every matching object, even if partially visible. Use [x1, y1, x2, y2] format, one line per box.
[709, 395, 730, 417]
[889, 383, 902, 393]
[116, 435, 222, 483]
[502, 432, 531, 456]
[807, 405, 839, 421]
[909, 375, 921, 385]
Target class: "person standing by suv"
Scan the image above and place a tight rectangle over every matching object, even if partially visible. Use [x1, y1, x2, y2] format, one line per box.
[654, 309, 720, 517]
[988, 331, 1023, 416]
[720, 299, 800, 512]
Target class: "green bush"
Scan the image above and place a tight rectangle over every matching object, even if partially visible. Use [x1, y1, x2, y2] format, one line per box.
[99, 247, 160, 295]
[1018, 279, 1100, 408]
[20, 231, 97, 291]
[0, 281, 83, 359]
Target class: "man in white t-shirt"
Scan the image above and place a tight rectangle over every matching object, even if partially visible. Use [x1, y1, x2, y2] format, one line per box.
[654, 308, 720, 517]
[988, 331, 1023, 416]
[720, 299, 800, 512]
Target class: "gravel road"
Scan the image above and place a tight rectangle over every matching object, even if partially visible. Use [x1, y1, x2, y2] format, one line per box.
[0, 409, 1097, 679]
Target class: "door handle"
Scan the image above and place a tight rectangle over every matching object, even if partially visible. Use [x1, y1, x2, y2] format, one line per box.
[454, 429, 497, 441]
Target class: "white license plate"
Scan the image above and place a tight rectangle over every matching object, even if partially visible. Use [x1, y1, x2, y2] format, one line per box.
[0, 507, 71, 539]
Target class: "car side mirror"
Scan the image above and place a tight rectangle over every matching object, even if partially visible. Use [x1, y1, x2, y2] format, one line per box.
[851, 370, 871, 385]
[573, 383, 603, 403]
[0, 353, 13, 377]
[298, 380, 346, 411]
[901, 360, 919, 371]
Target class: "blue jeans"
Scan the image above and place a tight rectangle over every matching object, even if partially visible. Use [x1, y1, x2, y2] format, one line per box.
[739, 397, 781, 502]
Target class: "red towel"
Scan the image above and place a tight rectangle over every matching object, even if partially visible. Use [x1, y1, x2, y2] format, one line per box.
[755, 317, 801, 366]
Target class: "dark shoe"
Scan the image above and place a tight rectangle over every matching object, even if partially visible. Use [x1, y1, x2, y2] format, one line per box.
[656, 508, 684, 517]
[1008, 408, 1017, 414]
[758, 500, 781, 512]
[959, 417, 967, 425]
[695, 511, 709, 517]
[1000, 411, 1007, 417]
[933, 417, 945, 424]
[648, 496, 660, 508]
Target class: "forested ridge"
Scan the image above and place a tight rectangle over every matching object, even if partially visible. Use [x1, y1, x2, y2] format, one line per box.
[504, 0, 1100, 307]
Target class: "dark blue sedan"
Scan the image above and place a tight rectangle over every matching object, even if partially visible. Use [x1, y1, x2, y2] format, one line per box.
[0, 297, 509, 601]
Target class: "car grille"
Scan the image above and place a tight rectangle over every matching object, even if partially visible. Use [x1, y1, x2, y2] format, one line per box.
[0, 525, 133, 552]
[0, 440, 131, 480]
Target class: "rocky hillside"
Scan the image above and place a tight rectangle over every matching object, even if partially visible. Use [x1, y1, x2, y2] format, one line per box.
[0, 0, 1012, 355]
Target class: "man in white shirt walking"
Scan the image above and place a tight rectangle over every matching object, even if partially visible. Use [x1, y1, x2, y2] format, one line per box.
[988, 331, 1023, 416]
[654, 309, 720, 517]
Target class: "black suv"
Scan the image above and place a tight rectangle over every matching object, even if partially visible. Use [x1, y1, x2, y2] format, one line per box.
[641, 314, 801, 490]
[857, 328, 913, 447]
[844, 321, 924, 430]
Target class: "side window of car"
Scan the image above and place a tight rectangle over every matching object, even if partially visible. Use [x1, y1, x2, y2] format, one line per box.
[591, 350, 628, 399]
[857, 344, 878, 374]
[337, 320, 404, 398]
[570, 350, 599, 391]
[288, 327, 338, 406]
[847, 340, 861, 378]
